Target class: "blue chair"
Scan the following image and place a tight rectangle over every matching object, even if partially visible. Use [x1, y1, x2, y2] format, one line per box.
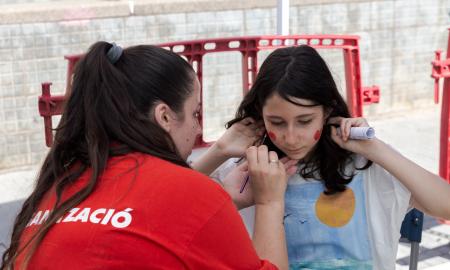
[400, 209, 424, 270]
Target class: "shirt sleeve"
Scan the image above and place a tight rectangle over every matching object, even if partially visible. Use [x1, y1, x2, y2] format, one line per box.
[363, 156, 411, 270]
[183, 198, 278, 270]
[210, 158, 241, 184]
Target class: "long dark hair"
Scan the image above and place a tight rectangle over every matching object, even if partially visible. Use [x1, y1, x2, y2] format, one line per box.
[227, 45, 372, 194]
[1, 41, 196, 269]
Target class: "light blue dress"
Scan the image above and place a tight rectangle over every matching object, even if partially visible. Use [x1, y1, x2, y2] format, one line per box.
[211, 156, 411, 270]
[284, 173, 372, 269]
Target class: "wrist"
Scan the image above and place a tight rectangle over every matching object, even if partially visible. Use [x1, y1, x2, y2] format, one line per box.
[360, 138, 386, 161]
[205, 143, 232, 163]
[254, 201, 285, 221]
[211, 141, 233, 159]
[255, 201, 285, 212]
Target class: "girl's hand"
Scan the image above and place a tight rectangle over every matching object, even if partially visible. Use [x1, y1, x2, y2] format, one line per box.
[222, 157, 298, 210]
[215, 118, 265, 158]
[328, 117, 378, 157]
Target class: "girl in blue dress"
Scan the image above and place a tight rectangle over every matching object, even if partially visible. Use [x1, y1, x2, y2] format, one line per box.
[193, 45, 450, 270]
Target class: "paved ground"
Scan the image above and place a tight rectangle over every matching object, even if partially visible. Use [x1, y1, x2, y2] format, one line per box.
[0, 105, 449, 269]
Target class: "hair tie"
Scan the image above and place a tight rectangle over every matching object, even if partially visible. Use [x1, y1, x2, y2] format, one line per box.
[106, 42, 123, 64]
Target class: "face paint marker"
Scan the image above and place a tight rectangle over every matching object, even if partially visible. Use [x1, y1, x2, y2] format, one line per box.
[336, 127, 375, 140]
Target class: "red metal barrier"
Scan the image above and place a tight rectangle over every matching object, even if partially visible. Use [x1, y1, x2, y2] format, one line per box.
[38, 82, 65, 147]
[431, 28, 450, 184]
[39, 35, 380, 147]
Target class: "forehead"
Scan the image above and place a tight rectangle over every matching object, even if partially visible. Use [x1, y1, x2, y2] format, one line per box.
[189, 76, 200, 102]
[194, 76, 201, 100]
[263, 93, 322, 117]
[185, 76, 200, 104]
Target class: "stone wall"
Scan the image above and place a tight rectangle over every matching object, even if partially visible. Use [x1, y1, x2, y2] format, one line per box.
[0, 0, 448, 170]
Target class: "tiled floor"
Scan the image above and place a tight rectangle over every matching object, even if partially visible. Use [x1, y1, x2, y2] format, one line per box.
[396, 215, 450, 269]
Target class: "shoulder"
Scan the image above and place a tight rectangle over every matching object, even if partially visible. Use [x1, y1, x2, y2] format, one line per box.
[349, 153, 398, 187]
[137, 153, 231, 203]
[355, 153, 411, 209]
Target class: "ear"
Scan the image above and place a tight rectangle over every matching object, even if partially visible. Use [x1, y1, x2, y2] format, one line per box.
[153, 102, 175, 132]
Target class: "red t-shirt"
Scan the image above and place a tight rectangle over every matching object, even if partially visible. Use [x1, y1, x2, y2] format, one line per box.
[15, 153, 277, 269]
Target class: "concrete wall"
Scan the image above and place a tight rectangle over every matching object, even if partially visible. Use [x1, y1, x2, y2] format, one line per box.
[0, 0, 449, 170]
[0, 0, 58, 5]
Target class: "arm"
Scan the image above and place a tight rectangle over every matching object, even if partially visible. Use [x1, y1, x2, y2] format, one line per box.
[253, 203, 288, 270]
[185, 150, 290, 270]
[329, 117, 450, 220]
[362, 139, 450, 219]
[246, 146, 289, 270]
[190, 143, 232, 176]
[191, 118, 264, 175]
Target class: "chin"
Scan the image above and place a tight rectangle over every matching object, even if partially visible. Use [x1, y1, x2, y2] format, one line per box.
[286, 152, 306, 160]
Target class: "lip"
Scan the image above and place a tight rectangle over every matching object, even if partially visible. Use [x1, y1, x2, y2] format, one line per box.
[285, 147, 303, 153]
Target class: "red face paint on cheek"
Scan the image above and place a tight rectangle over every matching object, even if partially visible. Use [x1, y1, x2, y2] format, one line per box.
[268, 131, 277, 141]
[314, 129, 322, 141]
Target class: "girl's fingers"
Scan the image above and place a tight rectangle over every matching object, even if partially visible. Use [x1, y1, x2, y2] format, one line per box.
[284, 160, 299, 176]
[279, 156, 290, 164]
[344, 119, 353, 141]
[278, 157, 299, 176]
[328, 116, 344, 125]
[357, 117, 369, 127]
[329, 117, 371, 141]
[279, 157, 299, 168]
[285, 159, 299, 168]
[286, 165, 298, 176]
[331, 126, 344, 146]
[340, 119, 347, 141]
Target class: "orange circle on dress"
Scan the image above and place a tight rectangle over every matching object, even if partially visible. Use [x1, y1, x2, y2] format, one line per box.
[315, 188, 355, 228]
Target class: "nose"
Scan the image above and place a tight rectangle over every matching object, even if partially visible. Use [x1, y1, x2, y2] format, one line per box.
[283, 126, 298, 146]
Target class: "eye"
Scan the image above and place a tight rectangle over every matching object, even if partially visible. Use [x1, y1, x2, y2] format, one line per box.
[298, 119, 312, 125]
[269, 121, 285, 126]
[194, 111, 201, 118]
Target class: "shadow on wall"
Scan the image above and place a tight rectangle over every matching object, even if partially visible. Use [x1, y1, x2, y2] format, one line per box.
[0, 199, 25, 258]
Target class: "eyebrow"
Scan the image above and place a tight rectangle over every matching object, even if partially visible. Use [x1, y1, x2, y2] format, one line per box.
[266, 113, 315, 119]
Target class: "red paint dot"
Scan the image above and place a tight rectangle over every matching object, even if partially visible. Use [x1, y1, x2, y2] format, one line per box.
[268, 131, 276, 141]
[314, 130, 321, 141]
